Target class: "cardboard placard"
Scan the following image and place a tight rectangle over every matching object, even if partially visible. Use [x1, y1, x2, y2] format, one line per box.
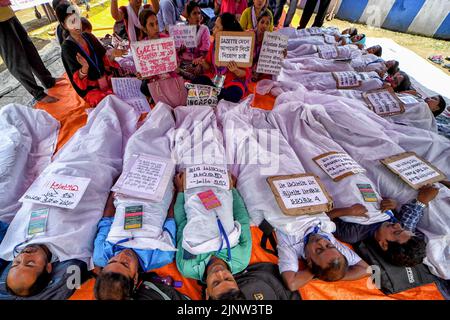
[363, 88, 405, 117]
[169, 24, 197, 48]
[131, 38, 177, 78]
[214, 31, 255, 68]
[318, 45, 338, 59]
[380, 152, 446, 190]
[185, 83, 220, 107]
[20, 174, 91, 210]
[267, 174, 333, 216]
[255, 32, 289, 75]
[185, 164, 230, 191]
[112, 154, 175, 202]
[332, 71, 362, 88]
[112, 77, 151, 114]
[313, 151, 366, 182]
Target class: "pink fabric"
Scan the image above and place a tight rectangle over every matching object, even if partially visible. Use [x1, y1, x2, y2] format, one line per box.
[0, 0, 11, 7]
[220, 0, 247, 15]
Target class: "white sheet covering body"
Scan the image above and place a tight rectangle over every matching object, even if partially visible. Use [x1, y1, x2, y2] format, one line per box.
[0, 105, 59, 223]
[107, 103, 177, 252]
[275, 89, 450, 279]
[217, 98, 335, 236]
[282, 58, 353, 73]
[173, 106, 240, 255]
[0, 96, 138, 269]
[268, 101, 390, 225]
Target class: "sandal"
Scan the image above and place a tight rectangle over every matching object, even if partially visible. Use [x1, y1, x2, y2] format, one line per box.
[428, 55, 444, 64]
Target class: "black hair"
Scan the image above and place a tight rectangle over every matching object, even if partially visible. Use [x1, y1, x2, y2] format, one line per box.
[370, 45, 383, 57]
[52, 0, 67, 10]
[80, 17, 92, 32]
[387, 60, 399, 75]
[372, 236, 426, 267]
[257, 9, 272, 24]
[310, 256, 349, 281]
[94, 271, 135, 300]
[139, 8, 158, 33]
[349, 27, 358, 37]
[213, 289, 246, 300]
[186, 0, 201, 17]
[394, 71, 412, 93]
[55, 2, 76, 25]
[219, 12, 243, 32]
[433, 95, 447, 117]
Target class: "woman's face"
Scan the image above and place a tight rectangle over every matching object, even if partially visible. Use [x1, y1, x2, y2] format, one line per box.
[254, 0, 266, 10]
[257, 16, 271, 33]
[145, 14, 159, 38]
[213, 17, 223, 37]
[352, 34, 363, 42]
[188, 6, 202, 25]
[64, 13, 82, 35]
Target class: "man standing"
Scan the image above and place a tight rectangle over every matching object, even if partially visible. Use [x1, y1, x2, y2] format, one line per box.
[0, 1, 60, 103]
[298, 0, 331, 29]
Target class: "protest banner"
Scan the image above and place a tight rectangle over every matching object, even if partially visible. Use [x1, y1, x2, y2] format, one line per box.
[256, 32, 288, 75]
[363, 88, 405, 117]
[313, 151, 366, 182]
[215, 31, 255, 68]
[131, 38, 177, 77]
[169, 24, 197, 48]
[185, 165, 230, 191]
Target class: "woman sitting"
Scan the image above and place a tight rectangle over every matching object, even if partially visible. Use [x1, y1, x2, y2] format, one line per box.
[192, 13, 251, 103]
[240, 0, 273, 32]
[56, 3, 126, 107]
[217, 0, 247, 20]
[251, 10, 275, 82]
[177, 1, 211, 81]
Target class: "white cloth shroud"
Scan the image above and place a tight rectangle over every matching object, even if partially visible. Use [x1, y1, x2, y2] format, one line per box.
[0, 96, 139, 269]
[216, 97, 335, 236]
[107, 102, 177, 252]
[173, 105, 241, 255]
[0, 104, 59, 223]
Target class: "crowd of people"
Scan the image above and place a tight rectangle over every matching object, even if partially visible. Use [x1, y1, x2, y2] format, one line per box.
[0, 0, 449, 301]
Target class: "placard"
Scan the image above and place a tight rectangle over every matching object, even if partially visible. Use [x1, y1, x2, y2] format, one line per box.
[380, 152, 446, 190]
[313, 151, 366, 182]
[197, 190, 222, 210]
[318, 45, 338, 59]
[332, 71, 361, 88]
[185, 164, 230, 191]
[20, 174, 91, 210]
[255, 32, 288, 75]
[323, 34, 336, 44]
[267, 174, 333, 216]
[112, 78, 151, 114]
[131, 38, 177, 77]
[185, 83, 220, 107]
[169, 24, 197, 48]
[363, 88, 405, 117]
[215, 31, 255, 68]
[398, 94, 419, 105]
[112, 154, 175, 202]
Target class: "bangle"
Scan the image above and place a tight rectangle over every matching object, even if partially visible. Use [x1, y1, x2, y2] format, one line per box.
[415, 200, 427, 208]
[79, 68, 88, 77]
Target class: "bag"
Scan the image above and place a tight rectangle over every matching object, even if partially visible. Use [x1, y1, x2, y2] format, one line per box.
[135, 279, 190, 300]
[259, 219, 278, 257]
[148, 76, 188, 108]
[235, 263, 301, 300]
[356, 240, 439, 295]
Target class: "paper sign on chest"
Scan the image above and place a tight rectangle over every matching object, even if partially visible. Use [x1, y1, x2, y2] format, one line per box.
[112, 77, 151, 114]
[332, 71, 361, 88]
[131, 38, 177, 77]
[363, 88, 405, 117]
[313, 151, 366, 182]
[318, 45, 338, 59]
[184, 165, 230, 191]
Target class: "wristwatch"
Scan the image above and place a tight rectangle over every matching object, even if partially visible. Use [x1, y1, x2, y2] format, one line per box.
[415, 200, 427, 208]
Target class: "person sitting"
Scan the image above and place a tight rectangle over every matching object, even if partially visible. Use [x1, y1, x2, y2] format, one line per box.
[219, 0, 247, 20]
[192, 12, 251, 103]
[111, 0, 150, 42]
[177, 1, 211, 81]
[240, 0, 273, 32]
[331, 186, 438, 267]
[174, 172, 252, 300]
[56, 3, 127, 107]
[157, 0, 182, 33]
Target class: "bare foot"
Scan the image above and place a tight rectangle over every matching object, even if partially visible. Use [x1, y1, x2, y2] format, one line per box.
[39, 95, 59, 103]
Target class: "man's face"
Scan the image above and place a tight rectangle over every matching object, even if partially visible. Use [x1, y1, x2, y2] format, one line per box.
[425, 96, 441, 112]
[205, 261, 238, 299]
[7, 244, 51, 296]
[304, 234, 344, 269]
[103, 249, 139, 281]
[376, 222, 413, 250]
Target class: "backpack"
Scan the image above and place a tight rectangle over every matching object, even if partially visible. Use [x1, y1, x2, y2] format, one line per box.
[234, 263, 301, 300]
[259, 219, 278, 257]
[135, 273, 191, 300]
[356, 241, 440, 295]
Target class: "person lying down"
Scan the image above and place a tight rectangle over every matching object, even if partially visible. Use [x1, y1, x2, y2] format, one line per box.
[216, 98, 369, 292]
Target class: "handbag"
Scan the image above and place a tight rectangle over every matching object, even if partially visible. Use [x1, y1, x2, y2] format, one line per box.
[147, 76, 188, 108]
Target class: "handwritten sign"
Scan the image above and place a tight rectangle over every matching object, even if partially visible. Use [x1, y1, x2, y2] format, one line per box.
[185, 165, 230, 191]
[215, 31, 255, 68]
[398, 94, 419, 105]
[112, 78, 151, 114]
[267, 174, 333, 216]
[363, 89, 405, 117]
[20, 174, 91, 210]
[112, 154, 175, 202]
[323, 34, 336, 44]
[185, 83, 220, 107]
[169, 24, 197, 48]
[313, 152, 366, 182]
[256, 32, 288, 75]
[332, 71, 361, 88]
[380, 152, 446, 190]
[197, 190, 222, 210]
[318, 45, 338, 59]
[131, 38, 177, 77]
